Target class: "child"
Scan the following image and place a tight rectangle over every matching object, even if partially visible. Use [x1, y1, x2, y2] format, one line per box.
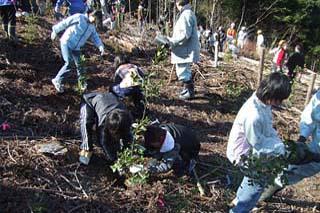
[286, 44, 305, 82]
[51, 10, 104, 93]
[227, 72, 291, 212]
[143, 123, 200, 176]
[270, 40, 288, 72]
[54, 0, 87, 16]
[79, 92, 133, 165]
[110, 55, 145, 116]
[0, 0, 17, 41]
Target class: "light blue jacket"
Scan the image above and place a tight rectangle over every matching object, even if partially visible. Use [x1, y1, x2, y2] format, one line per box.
[168, 4, 200, 64]
[52, 13, 104, 51]
[56, 0, 87, 15]
[300, 90, 320, 153]
[0, 0, 14, 6]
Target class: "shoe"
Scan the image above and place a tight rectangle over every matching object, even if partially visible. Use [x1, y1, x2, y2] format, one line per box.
[51, 78, 64, 93]
[258, 184, 282, 202]
[179, 81, 195, 100]
[79, 150, 92, 165]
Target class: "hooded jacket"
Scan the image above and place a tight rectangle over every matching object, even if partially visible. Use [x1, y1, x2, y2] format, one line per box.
[52, 13, 104, 51]
[55, 0, 86, 15]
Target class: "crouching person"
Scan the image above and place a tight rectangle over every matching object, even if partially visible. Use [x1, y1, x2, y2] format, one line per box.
[143, 123, 200, 176]
[110, 55, 145, 118]
[79, 92, 133, 165]
[227, 72, 291, 212]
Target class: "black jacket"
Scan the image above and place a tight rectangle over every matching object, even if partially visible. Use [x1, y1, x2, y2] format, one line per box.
[82, 92, 131, 162]
[286, 52, 304, 72]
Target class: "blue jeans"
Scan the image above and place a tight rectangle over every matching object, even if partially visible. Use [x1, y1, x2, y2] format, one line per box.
[54, 43, 83, 83]
[175, 63, 192, 82]
[230, 176, 265, 213]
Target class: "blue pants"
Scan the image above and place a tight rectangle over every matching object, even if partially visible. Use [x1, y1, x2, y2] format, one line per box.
[230, 176, 265, 213]
[54, 43, 83, 83]
[175, 63, 192, 82]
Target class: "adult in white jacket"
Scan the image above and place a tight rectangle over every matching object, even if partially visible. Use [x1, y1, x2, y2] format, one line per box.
[227, 72, 291, 213]
[51, 10, 104, 93]
[167, 0, 200, 100]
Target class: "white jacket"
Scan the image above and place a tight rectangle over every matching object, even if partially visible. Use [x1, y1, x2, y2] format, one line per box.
[300, 90, 320, 153]
[227, 93, 285, 164]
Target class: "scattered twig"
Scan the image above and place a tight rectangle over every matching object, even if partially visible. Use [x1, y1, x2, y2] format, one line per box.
[7, 143, 17, 163]
[74, 164, 89, 198]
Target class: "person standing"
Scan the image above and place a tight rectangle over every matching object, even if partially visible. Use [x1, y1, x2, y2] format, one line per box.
[237, 26, 247, 49]
[50, 10, 104, 93]
[167, 0, 200, 100]
[0, 0, 17, 41]
[270, 40, 288, 72]
[256, 29, 264, 57]
[286, 44, 305, 82]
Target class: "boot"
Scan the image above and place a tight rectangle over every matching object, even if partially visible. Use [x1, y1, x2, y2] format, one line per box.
[258, 184, 282, 202]
[179, 81, 194, 100]
[8, 24, 17, 42]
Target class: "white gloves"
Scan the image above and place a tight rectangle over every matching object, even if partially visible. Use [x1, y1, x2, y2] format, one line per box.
[99, 46, 105, 56]
[129, 164, 144, 174]
[51, 31, 57, 41]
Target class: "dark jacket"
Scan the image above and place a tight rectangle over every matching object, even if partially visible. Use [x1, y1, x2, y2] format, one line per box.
[82, 92, 131, 162]
[286, 51, 304, 73]
[147, 123, 200, 175]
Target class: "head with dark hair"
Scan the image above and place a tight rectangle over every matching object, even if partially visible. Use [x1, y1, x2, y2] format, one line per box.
[295, 44, 303, 53]
[113, 55, 130, 69]
[256, 72, 291, 105]
[105, 109, 133, 138]
[176, 0, 189, 10]
[144, 125, 166, 150]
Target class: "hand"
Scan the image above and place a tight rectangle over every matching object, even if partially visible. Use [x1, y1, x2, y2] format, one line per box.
[54, 6, 60, 13]
[51, 31, 57, 41]
[129, 164, 144, 174]
[99, 46, 105, 56]
[297, 135, 307, 143]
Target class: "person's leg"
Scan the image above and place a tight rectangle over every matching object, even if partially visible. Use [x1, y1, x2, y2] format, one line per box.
[230, 176, 264, 213]
[52, 43, 72, 92]
[79, 102, 95, 165]
[0, 6, 9, 37]
[176, 63, 194, 99]
[7, 5, 16, 40]
[286, 162, 320, 185]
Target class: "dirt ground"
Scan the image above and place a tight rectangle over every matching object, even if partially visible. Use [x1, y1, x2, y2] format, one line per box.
[0, 15, 320, 212]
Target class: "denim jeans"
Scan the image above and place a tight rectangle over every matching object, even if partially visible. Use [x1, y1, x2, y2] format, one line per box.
[54, 43, 83, 84]
[230, 176, 265, 213]
[175, 63, 192, 82]
[285, 161, 320, 185]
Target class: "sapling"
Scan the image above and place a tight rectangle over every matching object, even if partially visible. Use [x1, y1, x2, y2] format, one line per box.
[152, 45, 168, 65]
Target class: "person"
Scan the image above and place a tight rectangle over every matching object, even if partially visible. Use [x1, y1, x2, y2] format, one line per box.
[259, 90, 320, 201]
[226, 22, 236, 42]
[79, 92, 133, 165]
[50, 10, 104, 93]
[166, 0, 200, 100]
[54, 0, 87, 16]
[109, 55, 145, 117]
[256, 29, 264, 57]
[217, 26, 226, 52]
[0, 0, 17, 41]
[270, 40, 288, 72]
[237, 26, 247, 49]
[227, 72, 291, 212]
[286, 44, 305, 82]
[228, 39, 239, 59]
[143, 123, 200, 176]
[137, 0, 144, 32]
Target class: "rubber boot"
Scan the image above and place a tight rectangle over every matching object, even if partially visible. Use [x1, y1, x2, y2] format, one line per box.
[258, 184, 282, 202]
[179, 81, 194, 100]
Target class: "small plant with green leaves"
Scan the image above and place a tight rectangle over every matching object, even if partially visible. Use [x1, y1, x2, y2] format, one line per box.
[224, 52, 233, 62]
[152, 45, 168, 65]
[225, 82, 246, 98]
[24, 15, 39, 44]
[75, 55, 88, 95]
[111, 69, 161, 186]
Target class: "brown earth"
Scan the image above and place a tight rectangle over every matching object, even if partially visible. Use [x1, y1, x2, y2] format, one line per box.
[0, 15, 319, 212]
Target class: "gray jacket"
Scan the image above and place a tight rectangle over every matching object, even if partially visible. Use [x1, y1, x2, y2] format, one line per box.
[168, 4, 200, 64]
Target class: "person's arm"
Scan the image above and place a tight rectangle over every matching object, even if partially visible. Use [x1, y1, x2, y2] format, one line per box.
[148, 144, 182, 174]
[90, 28, 104, 52]
[168, 12, 194, 47]
[52, 14, 80, 34]
[97, 126, 117, 162]
[300, 96, 319, 140]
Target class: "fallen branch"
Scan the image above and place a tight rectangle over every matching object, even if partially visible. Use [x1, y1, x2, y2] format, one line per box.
[7, 143, 17, 163]
[74, 164, 89, 198]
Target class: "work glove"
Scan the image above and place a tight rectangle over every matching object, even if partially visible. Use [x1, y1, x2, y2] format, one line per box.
[51, 31, 57, 41]
[99, 46, 105, 56]
[129, 164, 144, 174]
[154, 34, 170, 47]
[79, 150, 93, 165]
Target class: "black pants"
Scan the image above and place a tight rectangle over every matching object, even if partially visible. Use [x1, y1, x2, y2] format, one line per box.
[0, 5, 16, 38]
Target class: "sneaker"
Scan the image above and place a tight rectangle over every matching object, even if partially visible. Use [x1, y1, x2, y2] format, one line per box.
[179, 89, 194, 100]
[258, 184, 282, 202]
[51, 78, 64, 93]
[79, 150, 92, 165]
